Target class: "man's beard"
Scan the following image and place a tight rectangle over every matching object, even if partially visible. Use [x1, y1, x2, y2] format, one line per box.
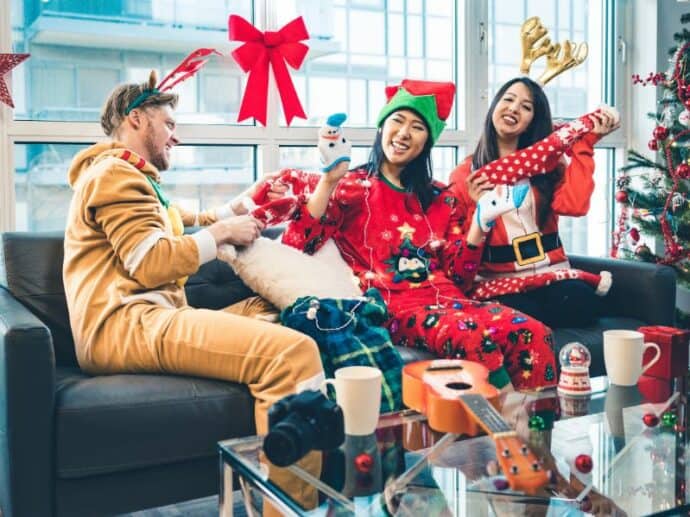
[144, 132, 170, 171]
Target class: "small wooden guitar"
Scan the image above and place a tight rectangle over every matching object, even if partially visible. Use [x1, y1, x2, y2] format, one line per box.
[402, 359, 549, 495]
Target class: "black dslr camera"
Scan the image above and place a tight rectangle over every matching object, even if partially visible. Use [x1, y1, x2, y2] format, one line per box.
[263, 390, 344, 467]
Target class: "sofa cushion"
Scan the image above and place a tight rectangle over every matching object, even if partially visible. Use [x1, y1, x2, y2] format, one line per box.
[54, 366, 255, 479]
[553, 316, 645, 377]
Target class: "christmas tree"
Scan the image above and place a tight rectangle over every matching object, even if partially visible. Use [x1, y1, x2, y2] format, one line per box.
[613, 14, 690, 326]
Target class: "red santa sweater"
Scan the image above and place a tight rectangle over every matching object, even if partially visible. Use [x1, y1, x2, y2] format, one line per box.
[449, 132, 609, 298]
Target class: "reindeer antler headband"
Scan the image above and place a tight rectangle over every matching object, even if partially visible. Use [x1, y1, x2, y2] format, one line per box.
[125, 48, 221, 114]
[520, 16, 588, 85]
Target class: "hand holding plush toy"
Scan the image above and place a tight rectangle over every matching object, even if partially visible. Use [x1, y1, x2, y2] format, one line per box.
[475, 179, 530, 233]
[318, 113, 351, 172]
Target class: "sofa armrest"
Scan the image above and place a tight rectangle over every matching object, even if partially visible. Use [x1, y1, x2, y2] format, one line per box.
[0, 287, 55, 517]
[569, 254, 676, 325]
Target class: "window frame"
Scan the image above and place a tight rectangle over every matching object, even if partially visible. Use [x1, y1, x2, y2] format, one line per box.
[1, 0, 624, 246]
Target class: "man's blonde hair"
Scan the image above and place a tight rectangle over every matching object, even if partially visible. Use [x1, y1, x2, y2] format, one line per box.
[100, 70, 179, 137]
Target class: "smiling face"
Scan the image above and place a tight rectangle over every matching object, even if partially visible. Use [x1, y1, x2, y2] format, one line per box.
[141, 105, 178, 171]
[380, 109, 429, 173]
[491, 81, 535, 144]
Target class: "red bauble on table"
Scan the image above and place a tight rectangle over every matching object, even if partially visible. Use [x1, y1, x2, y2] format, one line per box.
[648, 139, 659, 151]
[643, 413, 660, 427]
[676, 163, 690, 179]
[574, 454, 593, 474]
[615, 190, 628, 203]
[354, 453, 373, 473]
[653, 126, 669, 140]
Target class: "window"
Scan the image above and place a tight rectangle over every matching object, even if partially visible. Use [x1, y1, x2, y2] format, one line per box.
[278, 0, 459, 128]
[488, 0, 605, 117]
[14, 143, 255, 231]
[487, 0, 618, 255]
[3, 0, 622, 258]
[11, 0, 253, 124]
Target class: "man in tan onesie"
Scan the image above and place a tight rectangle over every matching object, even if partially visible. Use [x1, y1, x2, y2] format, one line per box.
[62, 72, 324, 511]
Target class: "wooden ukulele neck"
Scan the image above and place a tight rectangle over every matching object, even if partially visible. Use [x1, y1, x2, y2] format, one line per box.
[458, 393, 512, 436]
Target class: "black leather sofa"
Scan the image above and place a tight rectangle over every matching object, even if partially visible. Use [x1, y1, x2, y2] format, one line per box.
[0, 231, 677, 516]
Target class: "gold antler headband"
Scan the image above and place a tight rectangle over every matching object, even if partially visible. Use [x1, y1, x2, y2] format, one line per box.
[519, 16, 588, 85]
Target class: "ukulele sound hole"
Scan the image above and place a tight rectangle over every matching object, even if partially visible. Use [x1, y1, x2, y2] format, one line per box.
[445, 382, 472, 390]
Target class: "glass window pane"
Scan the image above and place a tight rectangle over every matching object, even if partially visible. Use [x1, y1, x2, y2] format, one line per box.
[488, 0, 604, 118]
[406, 15, 424, 57]
[279, 146, 458, 184]
[11, 0, 253, 124]
[559, 148, 613, 256]
[282, 0, 460, 129]
[493, 0, 524, 24]
[14, 143, 255, 231]
[280, 146, 370, 170]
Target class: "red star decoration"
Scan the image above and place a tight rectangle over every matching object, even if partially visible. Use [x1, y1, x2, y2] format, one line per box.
[0, 53, 30, 108]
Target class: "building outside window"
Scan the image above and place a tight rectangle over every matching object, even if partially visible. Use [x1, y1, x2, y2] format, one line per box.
[4, 0, 622, 259]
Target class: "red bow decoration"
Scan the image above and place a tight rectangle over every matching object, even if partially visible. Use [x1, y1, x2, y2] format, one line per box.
[0, 53, 30, 108]
[158, 48, 221, 92]
[228, 15, 309, 126]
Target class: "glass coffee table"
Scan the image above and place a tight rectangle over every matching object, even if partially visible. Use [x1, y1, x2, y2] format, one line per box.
[218, 376, 690, 516]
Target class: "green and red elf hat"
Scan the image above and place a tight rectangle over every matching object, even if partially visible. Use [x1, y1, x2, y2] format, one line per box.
[376, 79, 456, 144]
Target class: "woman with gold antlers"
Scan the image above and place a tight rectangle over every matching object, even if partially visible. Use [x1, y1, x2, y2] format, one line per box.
[449, 76, 620, 327]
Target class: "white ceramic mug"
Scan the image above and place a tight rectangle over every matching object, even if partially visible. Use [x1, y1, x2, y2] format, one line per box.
[603, 330, 661, 386]
[321, 366, 382, 435]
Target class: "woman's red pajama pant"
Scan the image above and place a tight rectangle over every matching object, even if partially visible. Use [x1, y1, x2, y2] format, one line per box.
[385, 285, 557, 390]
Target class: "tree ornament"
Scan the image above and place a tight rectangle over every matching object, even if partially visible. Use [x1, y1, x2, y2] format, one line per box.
[635, 243, 652, 259]
[643, 413, 659, 427]
[661, 411, 677, 427]
[574, 454, 593, 474]
[676, 163, 690, 179]
[653, 126, 669, 140]
[354, 453, 373, 473]
[0, 53, 30, 108]
[615, 190, 629, 203]
[680, 109, 690, 127]
[672, 193, 686, 212]
[629, 227, 640, 243]
[648, 139, 659, 151]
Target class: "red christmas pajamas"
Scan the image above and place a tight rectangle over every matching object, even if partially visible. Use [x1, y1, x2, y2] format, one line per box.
[277, 170, 557, 390]
[385, 284, 556, 389]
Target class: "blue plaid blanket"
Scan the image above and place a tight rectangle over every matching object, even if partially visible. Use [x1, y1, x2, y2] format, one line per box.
[280, 288, 403, 413]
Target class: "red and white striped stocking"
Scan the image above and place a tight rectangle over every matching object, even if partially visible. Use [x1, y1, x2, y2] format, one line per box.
[468, 269, 612, 300]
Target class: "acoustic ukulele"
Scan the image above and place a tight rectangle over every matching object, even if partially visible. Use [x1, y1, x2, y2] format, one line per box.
[402, 359, 549, 495]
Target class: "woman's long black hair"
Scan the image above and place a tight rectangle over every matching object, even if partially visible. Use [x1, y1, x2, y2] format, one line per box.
[354, 109, 437, 212]
[471, 77, 558, 227]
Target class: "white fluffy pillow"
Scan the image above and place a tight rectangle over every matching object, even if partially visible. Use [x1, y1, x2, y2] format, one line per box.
[218, 238, 361, 310]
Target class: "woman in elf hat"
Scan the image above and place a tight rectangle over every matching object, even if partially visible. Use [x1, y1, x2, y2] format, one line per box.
[278, 79, 564, 391]
[449, 77, 620, 327]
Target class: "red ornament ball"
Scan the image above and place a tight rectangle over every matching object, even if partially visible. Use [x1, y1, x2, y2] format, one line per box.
[648, 139, 659, 151]
[676, 163, 690, 179]
[653, 126, 669, 140]
[574, 454, 593, 474]
[354, 453, 373, 473]
[629, 227, 640, 243]
[643, 413, 659, 427]
[615, 190, 628, 203]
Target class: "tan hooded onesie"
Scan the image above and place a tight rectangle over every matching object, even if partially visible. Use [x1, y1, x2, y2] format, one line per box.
[62, 142, 324, 508]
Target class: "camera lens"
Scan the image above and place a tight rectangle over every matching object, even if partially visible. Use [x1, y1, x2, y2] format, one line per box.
[263, 414, 316, 467]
